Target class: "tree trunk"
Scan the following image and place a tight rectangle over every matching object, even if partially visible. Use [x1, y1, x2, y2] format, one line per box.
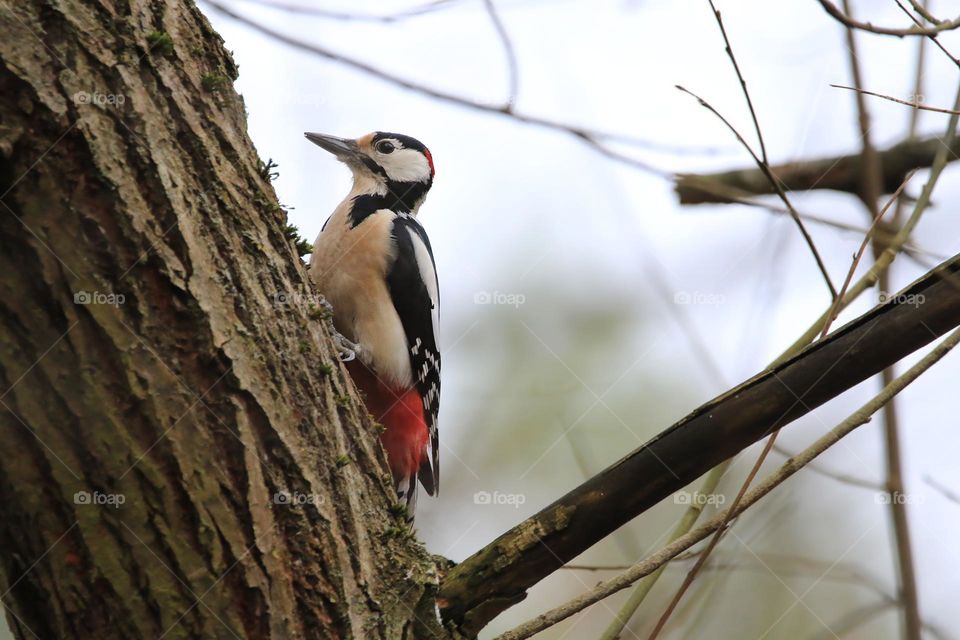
[0, 2, 448, 638]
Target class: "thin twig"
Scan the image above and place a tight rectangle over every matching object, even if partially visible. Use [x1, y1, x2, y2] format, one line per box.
[771, 444, 883, 491]
[839, 9, 922, 636]
[675, 178, 942, 264]
[707, 0, 767, 161]
[602, 10, 833, 631]
[831, 84, 960, 114]
[702, 0, 837, 298]
[895, 0, 960, 67]
[494, 326, 960, 640]
[908, 0, 941, 25]
[482, 0, 519, 110]
[773, 79, 960, 366]
[839, 1, 885, 218]
[617, 8, 844, 632]
[645, 425, 778, 638]
[676, 85, 838, 299]
[818, 173, 915, 340]
[578, 552, 890, 597]
[201, 0, 714, 170]
[924, 475, 960, 504]
[599, 462, 730, 640]
[893, 3, 928, 231]
[880, 360, 922, 640]
[816, 0, 960, 36]
[229, 0, 459, 21]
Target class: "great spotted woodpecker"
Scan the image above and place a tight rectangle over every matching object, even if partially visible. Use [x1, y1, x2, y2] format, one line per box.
[306, 131, 439, 519]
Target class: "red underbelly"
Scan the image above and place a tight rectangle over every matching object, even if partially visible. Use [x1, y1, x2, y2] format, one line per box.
[345, 360, 428, 481]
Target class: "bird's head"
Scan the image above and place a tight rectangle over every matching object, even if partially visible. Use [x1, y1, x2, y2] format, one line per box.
[306, 131, 435, 212]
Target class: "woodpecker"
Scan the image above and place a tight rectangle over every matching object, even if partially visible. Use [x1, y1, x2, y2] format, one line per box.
[306, 131, 439, 519]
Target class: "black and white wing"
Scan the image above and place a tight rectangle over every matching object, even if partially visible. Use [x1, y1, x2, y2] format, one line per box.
[386, 213, 441, 495]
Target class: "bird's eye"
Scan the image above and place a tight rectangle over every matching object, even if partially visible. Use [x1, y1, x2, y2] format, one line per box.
[376, 141, 395, 154]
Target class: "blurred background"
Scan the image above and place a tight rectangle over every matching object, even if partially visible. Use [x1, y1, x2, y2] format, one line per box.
[202, 1, 957, 637]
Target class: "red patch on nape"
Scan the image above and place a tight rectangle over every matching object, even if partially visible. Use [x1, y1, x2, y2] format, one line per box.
[423, 148, 435, 177]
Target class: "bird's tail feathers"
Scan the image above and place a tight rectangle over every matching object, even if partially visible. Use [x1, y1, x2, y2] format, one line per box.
[396, 472, 418, 523]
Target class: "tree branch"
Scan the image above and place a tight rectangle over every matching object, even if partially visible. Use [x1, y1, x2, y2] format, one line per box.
[200, 0, 695, 175]
[494, 323, 960, 640]
[676, 84, 837, 298]
[482, 0, 519, 110]
[439, 252, 960, 634]
[831, 84, 960, 115]
[836, 6, 922, 636]
[816, 0, 960, 36]
[674, 134, 960, 204]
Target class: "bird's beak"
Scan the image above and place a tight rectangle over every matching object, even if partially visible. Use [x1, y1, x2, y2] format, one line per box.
[305, 132, 363, 163]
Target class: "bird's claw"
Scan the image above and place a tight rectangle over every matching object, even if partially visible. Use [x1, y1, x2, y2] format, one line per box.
[334, 333, 361, 362]
[313, 295, 361, 361]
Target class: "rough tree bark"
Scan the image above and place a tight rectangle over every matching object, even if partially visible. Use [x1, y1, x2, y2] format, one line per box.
[0, 1, 450, 638]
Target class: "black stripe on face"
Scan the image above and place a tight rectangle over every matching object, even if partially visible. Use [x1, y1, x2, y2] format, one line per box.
[361, 155, 387, 178]
[372, 131, 428, 153]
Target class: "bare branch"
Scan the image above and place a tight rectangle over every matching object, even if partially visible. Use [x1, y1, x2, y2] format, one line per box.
[924, 475, 960, 505]
[831, 84, 960, 114]
[674, 135, 960, 204]
[483, 0, 519, 109]
[894, 0, 960, 67]
[699, 189, 940, 265]
[908, 0, 943, 26]
[494, 325, 960, 640]
[229, 0, 460, 22]
[820, 173, 914, 339]
[676, 85, 837, 299]
[771, 445, 884, 490]
[577, 552, 890, 596]
[707, 0, 767, 161]
[773, 79, 960, 366]
[835, 8, 921, 636]
[201, 0, 707, 174]
[441, 252, 960, 635]
[646, 417, 775, 638]
[816, 0, 960, 36]
[600, 461, 729, 640]
[648, 177, 912, 636]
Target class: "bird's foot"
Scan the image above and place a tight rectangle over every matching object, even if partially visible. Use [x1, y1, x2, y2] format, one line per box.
[333, 332, 361, 362]
[315, 296, 362, 362]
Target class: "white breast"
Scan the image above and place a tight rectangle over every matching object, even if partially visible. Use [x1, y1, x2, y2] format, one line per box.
[309, 207, 413, 389]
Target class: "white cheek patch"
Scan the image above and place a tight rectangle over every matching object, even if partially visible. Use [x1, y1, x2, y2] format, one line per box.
[381, 148, 432, 183]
